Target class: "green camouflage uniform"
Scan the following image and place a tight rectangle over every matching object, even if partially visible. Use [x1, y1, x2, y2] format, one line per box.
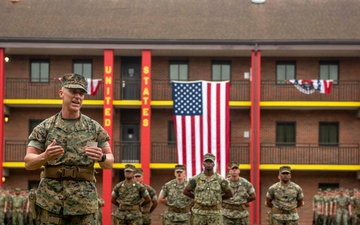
[12, 192, 25, 225]
[0, 192, 7, 225]
[266, 181, 304, 225]
[322, 195, 332, 225]
[160, 179, 192, 225]
[222, 177, 255, 225]
[350, 195, 360, 225]
[97, 198, 105, 225]
[334, 194, 350, 225]
[28, 112, 110, 223]
[313, 193, 323, 225]
[186, 172, 231, 225]
[140, 184, 157, 225]
[112, 180, 149, 225]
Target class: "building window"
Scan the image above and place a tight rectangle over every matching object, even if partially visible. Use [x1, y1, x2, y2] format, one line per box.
[212, 61, 231, 81]
[168, 121, 176, 145]
[276, 122, 295, 145]
[30, 59, 50, 82]
[73, 60, 92, 78]
[276, 61, 295, 84]
[170, 60, 188, 81]
[319, 122, 339, 146]
[29, 120, 43, 134]
[319, 61, 338, 84]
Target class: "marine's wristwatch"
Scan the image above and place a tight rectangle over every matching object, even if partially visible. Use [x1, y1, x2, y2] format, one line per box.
[98, 154, 106, 162]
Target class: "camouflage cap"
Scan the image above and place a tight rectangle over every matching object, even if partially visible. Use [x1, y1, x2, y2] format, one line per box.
[124, 164, 136, 172]
[174, 164, 186, 172]
[228, 162, 239, 169]
[134, 169, 143, 176]
[61, 73, 88, 93]
[279, 165, 291, 174]
[203, 153, 215, 162]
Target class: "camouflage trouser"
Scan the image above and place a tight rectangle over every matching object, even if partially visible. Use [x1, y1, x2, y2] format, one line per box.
[38, 208, 97, 225]
[0, 210, 5, 225]
[272, 219, 298, 225]
[161, 211, 191, 225]
[193, 213, 223, 225]
[223, 216, 249, 225]
[336, 209, 348, 225]
[142, 212, 151, 225]
[111, 210, 143, 225]
[352, 211, 360, 225]
[12, 209, 23, 225]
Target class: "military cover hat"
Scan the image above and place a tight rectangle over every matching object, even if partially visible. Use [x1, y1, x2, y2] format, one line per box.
[61, 73, 88, 93]
[228, 162, 239, 169]
[124, 164, 136, 172]
[279, 165, 291, 174]
[203, 153, 215, 162]
[134, 169, 143, 176]
[174, 164, 186, 172]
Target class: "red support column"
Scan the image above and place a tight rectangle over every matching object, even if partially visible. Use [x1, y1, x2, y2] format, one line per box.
[102, 49, 114, 225]
[250, 50, 261, 225]
[140, 50, 151, 185]
[0, 49, 4, 187]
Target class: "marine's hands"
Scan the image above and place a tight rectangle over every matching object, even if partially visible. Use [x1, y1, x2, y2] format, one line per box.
[44, 140, 64, 161]
[85, 146, 103, 161]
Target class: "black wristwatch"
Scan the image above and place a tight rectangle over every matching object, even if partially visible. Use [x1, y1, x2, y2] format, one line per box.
[98, 154, 106, 162]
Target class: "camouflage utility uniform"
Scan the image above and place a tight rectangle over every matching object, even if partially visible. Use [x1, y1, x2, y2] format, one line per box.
[0, 190, 7, 225]
[160, 179, 192, 225]
[266, 181, 304, 225]
[28, 112, 110, 224]
[350, 193, 360, 225]
[222, 177, 255, 225]
[11, 190, 25, 225]
[186, 172, 231, 225]
[112, 180, 149, 225]
[334, 194, 350, 225]
[140, 184, 157, 225]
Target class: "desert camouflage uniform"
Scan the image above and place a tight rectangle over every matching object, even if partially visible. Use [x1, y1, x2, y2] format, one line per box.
[140, 184, 157, 225]
[334, 194, 350, 225]
[112, 180, 149, 225]
[266, 181, 304, 225]
[0, 191, 7, 225]
[160, 179, 192, 225]
[28, 112, 110, 224]
[186, 172, 231, 225]
[222, 177, 255, 225]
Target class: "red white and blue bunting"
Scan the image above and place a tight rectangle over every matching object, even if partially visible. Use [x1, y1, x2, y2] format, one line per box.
[286, 80, 333, 95]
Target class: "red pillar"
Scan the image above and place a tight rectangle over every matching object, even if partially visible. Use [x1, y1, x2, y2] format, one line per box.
[250, 50, 261, 225]
[102, 49, 114, 225]
[0, 49, 5, 186]
[140, 50, 151, 185]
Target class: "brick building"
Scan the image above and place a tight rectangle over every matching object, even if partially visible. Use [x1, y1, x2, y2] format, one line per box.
[0, 0, 359, 224]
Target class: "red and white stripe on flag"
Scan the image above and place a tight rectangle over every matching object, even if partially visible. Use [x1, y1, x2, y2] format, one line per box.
[86, 78, 102, 95]
[172, 80, 230, 178]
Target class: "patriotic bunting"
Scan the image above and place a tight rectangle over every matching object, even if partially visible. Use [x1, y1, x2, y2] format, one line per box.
[286, 80, 333, 95]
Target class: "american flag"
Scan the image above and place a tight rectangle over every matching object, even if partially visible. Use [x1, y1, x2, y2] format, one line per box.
[172, 80, 230, 178]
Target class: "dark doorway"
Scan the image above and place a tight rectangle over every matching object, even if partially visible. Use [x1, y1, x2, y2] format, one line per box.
[121, 57, 141, 100]
[121, 123, 140, 162]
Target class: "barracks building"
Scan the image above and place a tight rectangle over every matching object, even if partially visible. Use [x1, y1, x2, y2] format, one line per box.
[0, 0, 359, 224]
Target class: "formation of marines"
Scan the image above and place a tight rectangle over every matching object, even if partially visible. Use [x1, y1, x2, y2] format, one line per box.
[312, 188, 360, 225]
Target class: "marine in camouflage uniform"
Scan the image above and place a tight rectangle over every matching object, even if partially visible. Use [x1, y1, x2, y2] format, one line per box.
[0, 188, 7, 225]
[222, 162, 256, 225]
[183, 153, 233, 225]
[322, 189, 333, 225]
[313, 189, 324, 225]
[11, 189, 25, 225]
[158, 165, 193, 225]
[265, 166, 304, 225]
[334, 188, 351, 225]
[111, 164, 151, 225]
[133, 169, 158, 225]
[350, 189, 360, 225]
[24, 73, 114, 225]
